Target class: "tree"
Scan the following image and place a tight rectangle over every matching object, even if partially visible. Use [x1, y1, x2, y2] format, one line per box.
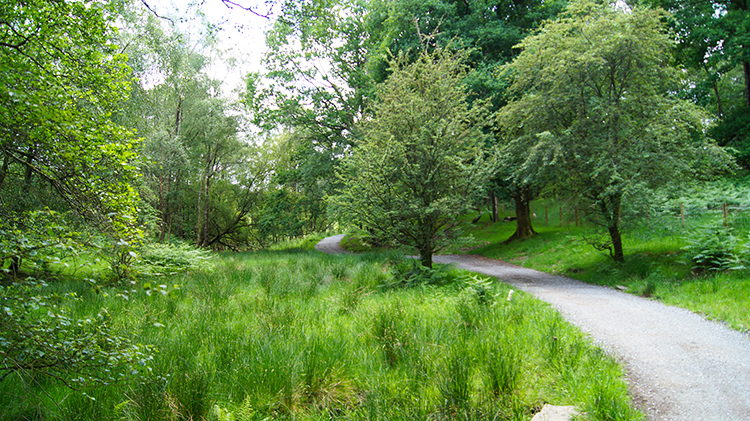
[0, 0, 150, 395]
[115, 6, 272, 250]
[638, 0, 750, 166]
[244, 0, 374, 234]
[334, 47, 492, 268]
[0, 0, 140, 239]
[497, 0, 734, 262]
[366, 0, 567, 237]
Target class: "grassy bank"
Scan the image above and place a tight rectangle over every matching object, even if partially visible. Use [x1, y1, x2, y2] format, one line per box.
[454, 200, 750, 333]
[2, 247, 642, 421]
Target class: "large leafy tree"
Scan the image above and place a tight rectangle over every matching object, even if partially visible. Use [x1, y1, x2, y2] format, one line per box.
[498, 0, 733, 262]
[367, 0, 566, 239]
[334, 47, 492, 268]
[245, 0, 373, 234]
[0, 0, 151, 395]
[638, 0, 750, 166]
[0, 0, 140, 237]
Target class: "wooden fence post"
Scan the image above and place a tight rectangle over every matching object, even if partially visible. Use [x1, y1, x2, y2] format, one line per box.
[680, 202, 685, 229]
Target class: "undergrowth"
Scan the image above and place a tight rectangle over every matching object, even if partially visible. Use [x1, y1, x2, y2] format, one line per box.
[1, 247, 643, 421]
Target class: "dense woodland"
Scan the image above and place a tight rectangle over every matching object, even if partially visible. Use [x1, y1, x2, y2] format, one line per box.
[1, 0, 750, 418]
[1, 0, 748, 259]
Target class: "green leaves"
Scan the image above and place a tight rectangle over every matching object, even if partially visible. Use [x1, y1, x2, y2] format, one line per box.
[0, 282, 153, 390]
[0, 0, 141, 241]
[334, 47, 493, 267]
[497, 0, 735, 261]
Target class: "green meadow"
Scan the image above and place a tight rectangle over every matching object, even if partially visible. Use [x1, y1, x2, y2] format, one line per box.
[2, 245, 642, 421]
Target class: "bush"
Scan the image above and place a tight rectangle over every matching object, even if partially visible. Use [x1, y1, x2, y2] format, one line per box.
[0, 210, 86, 280]
[380, 257, 453, 289]
[133, 241, 213, 276]
[0, 280, 153, 393]
[682, 221, 745, 273]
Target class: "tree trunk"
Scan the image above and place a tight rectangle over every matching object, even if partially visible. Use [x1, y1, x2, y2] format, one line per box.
[744, 61, 750, 108]
[158, 173, 166, 242]
[22, 150, 34, 193]
[196, 172, 204, 247]
[165, 175, 172, 242]
[0, 149, 9, 191]
[601, 192, 625, 263]
[490, 192, 499, 223]
[471, 208, 483, 223]
[608, 224, 625, 263]
[202, 175, 211, 247]
[419, 248, 433, 269]
[9, 256, 21, 276]
[705, 63, 725, 118]
[504, 187, 537, 243]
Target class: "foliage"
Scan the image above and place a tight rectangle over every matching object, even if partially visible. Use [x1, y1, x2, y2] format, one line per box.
[683, 222, 745, 273]
[0, 281, 152, 393]
[245, 0, 373, 236]
[639, 0, 750, 166]
[367, 0, 568, 239]
[497, 0, 734, 262]
[113, 6, 275, 250]
[334, 46, 493, 268]
[252, 0, 372, 137]
[133, 241, 214, 276]
[0, 0, 141, 241]
[381, 257, 454, 289]
[0, 210, 88, 279]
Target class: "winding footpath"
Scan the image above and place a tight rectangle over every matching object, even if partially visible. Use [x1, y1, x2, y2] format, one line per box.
[316, 235, 750, 421]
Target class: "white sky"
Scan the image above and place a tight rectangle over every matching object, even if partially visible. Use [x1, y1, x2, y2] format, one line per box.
[152, 0, 277, 96]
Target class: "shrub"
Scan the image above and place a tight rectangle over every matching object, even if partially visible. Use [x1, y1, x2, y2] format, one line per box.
[683, 222, 745, 273]
[0, 210, 86, 280]
[133, 241, 213, 276]
[380, 257, 452, 289]
[0, 281, 153, 393]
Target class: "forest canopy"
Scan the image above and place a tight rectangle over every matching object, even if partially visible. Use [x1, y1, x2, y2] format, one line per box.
[0, 0, 744, 267]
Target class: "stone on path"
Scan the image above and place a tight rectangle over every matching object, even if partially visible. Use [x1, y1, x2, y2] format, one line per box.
[530, 404, 580, 421]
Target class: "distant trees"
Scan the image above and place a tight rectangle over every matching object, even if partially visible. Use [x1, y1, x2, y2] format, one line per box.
[639, 0, 750, 167]
[497, 0, 734, 262]
[243, 0, 374, 237]
[334, 48, 492, 268]
[116, 7, 276, 250]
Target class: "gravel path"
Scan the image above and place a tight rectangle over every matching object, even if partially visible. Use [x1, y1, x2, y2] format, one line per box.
[314, 234, 348, 254]
[316, 236, 750, 421]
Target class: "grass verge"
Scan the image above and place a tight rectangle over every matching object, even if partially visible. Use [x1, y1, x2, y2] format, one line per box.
[453, 205, 750, 333]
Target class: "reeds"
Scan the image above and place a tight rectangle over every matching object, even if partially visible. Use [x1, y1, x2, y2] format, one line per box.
[1, 250, 643, 420]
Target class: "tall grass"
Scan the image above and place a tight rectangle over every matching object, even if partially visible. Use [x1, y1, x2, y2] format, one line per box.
[1, 248, 642, 421]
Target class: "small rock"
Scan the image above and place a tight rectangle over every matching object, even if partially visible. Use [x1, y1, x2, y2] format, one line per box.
[530, 404, 580, 421]
[615, 285, 628, 292]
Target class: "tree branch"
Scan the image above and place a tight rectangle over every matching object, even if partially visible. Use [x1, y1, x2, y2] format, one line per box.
[140, 1, 174, 24]
[221, 0, 274, 19]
